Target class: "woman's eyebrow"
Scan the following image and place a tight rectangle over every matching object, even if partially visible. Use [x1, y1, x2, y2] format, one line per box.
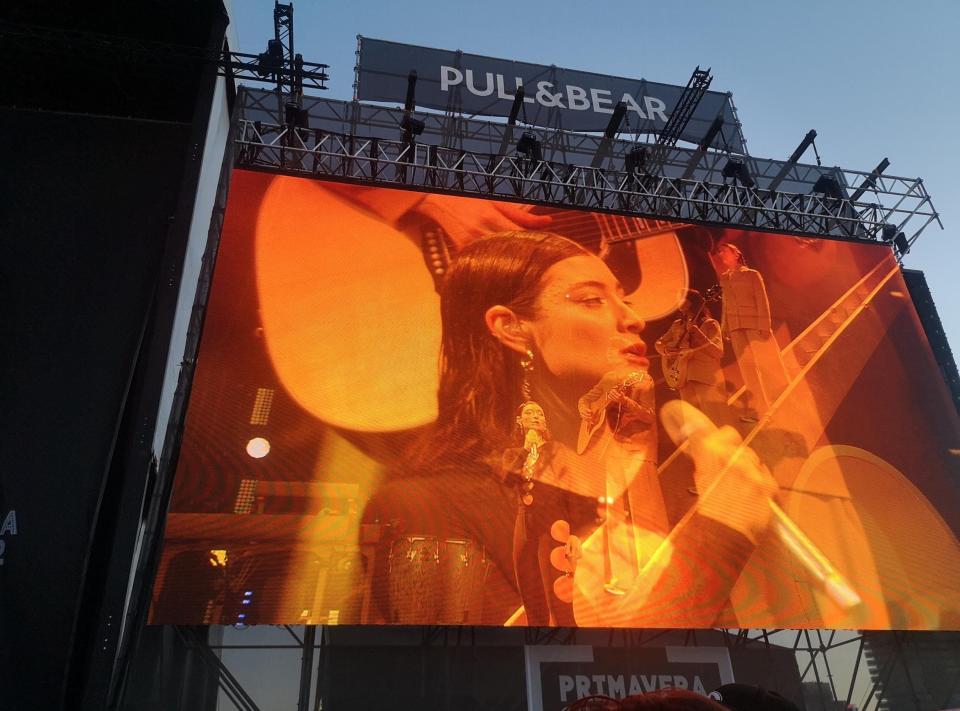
[566, 279, 614, 292]
[565, 279, 628, 298]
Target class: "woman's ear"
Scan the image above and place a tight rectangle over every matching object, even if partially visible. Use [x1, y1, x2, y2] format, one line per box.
[485, 305, 529, 354]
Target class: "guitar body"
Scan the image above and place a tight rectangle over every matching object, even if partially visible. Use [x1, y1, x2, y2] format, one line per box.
[255, 177, 441, 432]
[663, 353, 688, 390]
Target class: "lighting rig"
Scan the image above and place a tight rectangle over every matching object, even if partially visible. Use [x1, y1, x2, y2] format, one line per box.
[227, 16, 939, 253]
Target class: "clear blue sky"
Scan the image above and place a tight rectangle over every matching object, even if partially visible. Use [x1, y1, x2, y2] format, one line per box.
[229, 0, 960, 353]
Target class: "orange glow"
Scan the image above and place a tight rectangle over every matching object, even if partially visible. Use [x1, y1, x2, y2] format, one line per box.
[150, 171, 960, 631]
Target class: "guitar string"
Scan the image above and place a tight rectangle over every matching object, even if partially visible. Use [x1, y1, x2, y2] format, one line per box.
[538, 211, 676, 248]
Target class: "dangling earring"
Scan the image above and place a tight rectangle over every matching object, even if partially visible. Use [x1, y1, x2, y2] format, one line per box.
[520, 347, 534, 401]
[517, 348, 548, 506]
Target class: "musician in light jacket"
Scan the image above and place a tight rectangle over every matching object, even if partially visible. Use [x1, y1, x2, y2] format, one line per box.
[710, 243, 789, 415]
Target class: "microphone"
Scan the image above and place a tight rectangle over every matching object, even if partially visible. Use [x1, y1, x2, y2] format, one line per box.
[660, 400, 862, 611]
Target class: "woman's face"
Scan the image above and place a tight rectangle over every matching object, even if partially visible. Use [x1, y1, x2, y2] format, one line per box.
[524, 254, 647, 397]
[518, 402, 547, 432]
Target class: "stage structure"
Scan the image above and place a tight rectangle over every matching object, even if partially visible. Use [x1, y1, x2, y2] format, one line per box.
[113, 5, 959, 711]
[235, 89, 939, 251]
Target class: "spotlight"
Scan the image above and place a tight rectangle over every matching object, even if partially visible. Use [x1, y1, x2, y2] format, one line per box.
[881, 224, 898, 242]
[604, 101, 628, 139]
[625, 147, 646, 174]
[764, 129, 817, 197]
[698, 116, 725, 151]
[507, 86, 525, 126]
[284, 102, 309, 129]
[404, 70, 418, 113]
[516, 131, 542, 162]
[255, 39, 284, 77]
[681, 117, 726, 180]
[400, 115, 425, 136]
[811, 174, 845, 200]
[721, 158, 755, 188]
[849, 157, 890, 202]
[893, 232, 910, 258]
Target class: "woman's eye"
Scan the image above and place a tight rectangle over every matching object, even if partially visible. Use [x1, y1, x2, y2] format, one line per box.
[581, 297, 607, 305]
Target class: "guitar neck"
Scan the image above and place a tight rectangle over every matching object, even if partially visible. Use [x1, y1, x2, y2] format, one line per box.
[543, 211, 684, 250]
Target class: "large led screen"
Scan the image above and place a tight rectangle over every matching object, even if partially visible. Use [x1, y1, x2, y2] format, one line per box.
[150, 170, 960, 630]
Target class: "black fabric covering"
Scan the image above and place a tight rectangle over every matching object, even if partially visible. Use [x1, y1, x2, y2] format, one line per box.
[0, 107, 190, 710]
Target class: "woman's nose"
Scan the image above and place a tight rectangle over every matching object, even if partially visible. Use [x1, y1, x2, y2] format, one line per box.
[619, 300, 645, 334]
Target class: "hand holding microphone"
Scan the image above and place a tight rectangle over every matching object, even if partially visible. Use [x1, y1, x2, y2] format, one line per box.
[660, 400, 862, 611]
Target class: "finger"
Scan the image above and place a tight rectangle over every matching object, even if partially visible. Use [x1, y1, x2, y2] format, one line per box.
[713, 425, 744, 448]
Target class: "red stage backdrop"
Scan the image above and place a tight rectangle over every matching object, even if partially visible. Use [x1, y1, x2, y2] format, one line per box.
[150, 170, 960, 630]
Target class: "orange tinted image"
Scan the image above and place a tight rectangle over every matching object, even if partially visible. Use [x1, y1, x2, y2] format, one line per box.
[150, 170, 960, 630]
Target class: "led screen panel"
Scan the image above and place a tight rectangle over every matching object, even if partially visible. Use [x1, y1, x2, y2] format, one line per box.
[150, 169, 960, 630]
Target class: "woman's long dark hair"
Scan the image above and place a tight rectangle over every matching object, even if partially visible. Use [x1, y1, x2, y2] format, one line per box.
[408, 231, 587, 474]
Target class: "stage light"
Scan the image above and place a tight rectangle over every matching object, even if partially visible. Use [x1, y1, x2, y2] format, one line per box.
[680, 117, 726, 180]
[508, 86, 525, 126]
[255, 39, 284, 78]
[721, 159, 740, 181]
[894, 231, 910, 258]
[604, 101, 628, 139]
[721, 158, 755, 188]
[849, 157, 890, 202]
[400, 115, 425, 136]
[516, 131, 542, 162]
[698, 116, 724, 151]
[811, 174, 845, 200]
[284, 102, 309, 129]
[404, 70, 417, 113]
[765, 130, 817, 196]
[246, 437, 271, 459]
[625, 147, 646, 174]
[881, 224, 898, 242]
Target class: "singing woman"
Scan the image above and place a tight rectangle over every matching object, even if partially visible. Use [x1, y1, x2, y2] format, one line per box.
[363, 231, 778, 627]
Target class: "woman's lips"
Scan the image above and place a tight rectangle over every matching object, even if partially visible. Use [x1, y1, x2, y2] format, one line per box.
[620, 343, 649, 368]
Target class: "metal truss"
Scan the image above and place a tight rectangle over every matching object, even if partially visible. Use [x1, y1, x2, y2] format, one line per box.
[234, 116, 939, 246]
[180, 624, 325, 711]
[222, 52, 328, 93]
[0, 20, 328, 92]
[648, 66, 713, 167]
[172, 624, 958, 711]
